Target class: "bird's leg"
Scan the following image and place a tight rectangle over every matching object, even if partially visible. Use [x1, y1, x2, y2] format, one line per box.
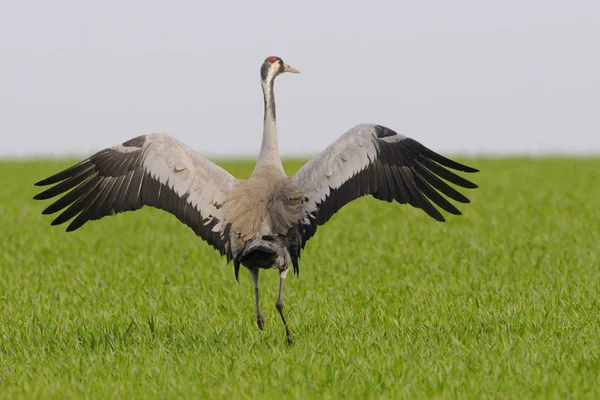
[249, 268, 264, 330]
[276, 271, 293, 344]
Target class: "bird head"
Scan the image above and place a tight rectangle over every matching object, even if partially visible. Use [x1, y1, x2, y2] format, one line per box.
[260, 56, 300, 83]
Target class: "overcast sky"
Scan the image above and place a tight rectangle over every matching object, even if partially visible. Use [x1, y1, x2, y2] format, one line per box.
[1, 0, 598, 158]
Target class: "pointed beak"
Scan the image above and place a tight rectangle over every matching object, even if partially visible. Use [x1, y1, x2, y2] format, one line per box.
[283, 63, 300, 74]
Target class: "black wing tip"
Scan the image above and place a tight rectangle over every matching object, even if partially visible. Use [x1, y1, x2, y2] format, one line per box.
[122, 135, 147, 148]
[456, 165, 479, 174]
[374, 125, 398, 138]
[35, 173, 65, 186]
[33, 190, 58, 201]
[434, 155, 480, 174]
[33, 159, 93, 187]
[35, 176, 62, 187]
[41, 207, 56, 215]
[421, 201, 446, 222]
[49, 216, 82, 232]
[411, 142, 479, 174]
[50, 218, 63, 227]
[432, 213, 446, 222]
[234, 260, 241, 282]
[65, 223, 80, 232]
[462, 181, 478, 189]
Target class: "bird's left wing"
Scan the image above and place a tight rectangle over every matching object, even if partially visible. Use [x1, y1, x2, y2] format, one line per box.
[34, 134, 235, 258]
[292, 124, 478, 248]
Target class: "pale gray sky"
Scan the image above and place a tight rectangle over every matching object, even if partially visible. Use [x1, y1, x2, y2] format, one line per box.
[1, 0, 598, 158]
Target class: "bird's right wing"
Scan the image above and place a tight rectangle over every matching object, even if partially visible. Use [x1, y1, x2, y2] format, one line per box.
[292, 124, 478, 247]
[34, 134, 236, 259]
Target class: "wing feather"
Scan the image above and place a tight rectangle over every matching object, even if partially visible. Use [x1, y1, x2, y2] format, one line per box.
[34, 134, 235, 257]
[293, 123, 478, 247]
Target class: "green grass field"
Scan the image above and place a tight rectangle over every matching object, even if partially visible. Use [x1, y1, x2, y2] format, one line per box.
[1, 157, 599, 398]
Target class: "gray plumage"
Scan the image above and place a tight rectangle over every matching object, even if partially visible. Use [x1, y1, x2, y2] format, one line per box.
[34, 56, 478, 344]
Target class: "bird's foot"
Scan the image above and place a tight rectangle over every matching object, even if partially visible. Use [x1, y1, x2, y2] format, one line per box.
[285, 328, 293, 345]
[257, 315, 265, 331]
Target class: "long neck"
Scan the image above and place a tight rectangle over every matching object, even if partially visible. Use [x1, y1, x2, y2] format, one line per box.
[254, 77, 284, 173]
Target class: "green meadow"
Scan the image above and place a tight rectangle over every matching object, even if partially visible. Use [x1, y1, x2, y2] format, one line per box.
[0, 157, 599, 398]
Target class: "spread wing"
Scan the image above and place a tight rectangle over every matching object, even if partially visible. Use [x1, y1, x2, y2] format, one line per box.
[292, 124, 478, 248]
[34, 134, 236, 259]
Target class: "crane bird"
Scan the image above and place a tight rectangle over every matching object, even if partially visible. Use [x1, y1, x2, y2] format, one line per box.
[34, 56, 478, 344]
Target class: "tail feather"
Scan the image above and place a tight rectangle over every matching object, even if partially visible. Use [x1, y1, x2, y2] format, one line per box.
[238, 240, 279, 270]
